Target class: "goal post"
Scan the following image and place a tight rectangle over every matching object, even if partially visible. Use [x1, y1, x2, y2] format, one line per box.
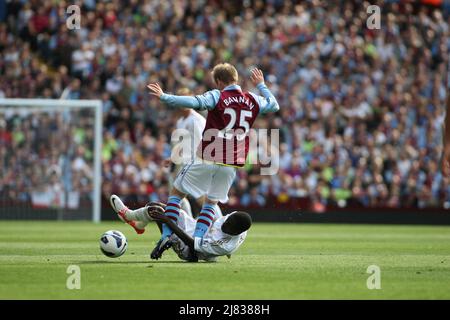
[0, 98, 103, 222]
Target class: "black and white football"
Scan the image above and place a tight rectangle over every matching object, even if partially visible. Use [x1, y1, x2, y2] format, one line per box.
[99, 230, 127, 258]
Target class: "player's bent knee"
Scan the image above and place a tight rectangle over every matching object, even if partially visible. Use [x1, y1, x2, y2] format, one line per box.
[171, 187, 187, 198]
[204, 198, 219, 205]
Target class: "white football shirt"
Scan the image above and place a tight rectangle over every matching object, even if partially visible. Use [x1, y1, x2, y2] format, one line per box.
[175, 110, 206, 163]
[194, 214, 248, 259]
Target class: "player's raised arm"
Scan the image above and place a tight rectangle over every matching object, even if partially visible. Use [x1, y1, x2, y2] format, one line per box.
[249, 68, 280, 114]
[147, 83, 219, 111]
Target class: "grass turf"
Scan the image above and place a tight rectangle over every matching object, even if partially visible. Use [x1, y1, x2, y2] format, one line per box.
[0, 221, 449, 299]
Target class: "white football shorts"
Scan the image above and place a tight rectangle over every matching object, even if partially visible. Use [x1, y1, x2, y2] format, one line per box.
[173, 159, 236, 203]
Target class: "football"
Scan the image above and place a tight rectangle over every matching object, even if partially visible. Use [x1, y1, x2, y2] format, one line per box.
[99, 230, 127, 258]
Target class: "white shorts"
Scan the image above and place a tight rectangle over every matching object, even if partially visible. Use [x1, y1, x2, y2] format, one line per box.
[173, 159, 237, 203]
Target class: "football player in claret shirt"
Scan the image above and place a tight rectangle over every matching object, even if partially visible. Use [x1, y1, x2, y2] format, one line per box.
[146, 63, 279, 260]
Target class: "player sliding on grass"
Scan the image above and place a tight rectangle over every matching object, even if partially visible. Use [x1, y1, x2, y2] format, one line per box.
[109, 194, 251, 262]
[110, 193, 223, 234]
[147, 63, 279, 260]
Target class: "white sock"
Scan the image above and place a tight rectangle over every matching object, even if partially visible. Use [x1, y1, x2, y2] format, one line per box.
[126, 206, 151, 223]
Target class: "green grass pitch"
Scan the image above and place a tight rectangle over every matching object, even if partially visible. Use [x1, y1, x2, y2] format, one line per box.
[0, 221, 450, 299]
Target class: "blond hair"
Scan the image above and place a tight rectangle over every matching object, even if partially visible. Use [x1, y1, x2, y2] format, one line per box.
[211, 63, 238, 85]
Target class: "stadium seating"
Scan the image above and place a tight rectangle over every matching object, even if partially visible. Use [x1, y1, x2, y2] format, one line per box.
[0, 0, 449, 211]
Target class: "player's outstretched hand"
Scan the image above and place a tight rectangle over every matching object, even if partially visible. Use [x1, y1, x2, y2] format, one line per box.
[147, 83, 164, 98]
[148, 201, 166, 210]
[250, 68, 264, 86]
[147, 204, 168, 223]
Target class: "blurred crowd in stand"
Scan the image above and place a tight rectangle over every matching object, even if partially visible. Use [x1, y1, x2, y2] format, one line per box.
[0, 0, 449, 211]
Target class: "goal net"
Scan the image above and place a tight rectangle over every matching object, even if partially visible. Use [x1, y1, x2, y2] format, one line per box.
[0, 99, 102, 222]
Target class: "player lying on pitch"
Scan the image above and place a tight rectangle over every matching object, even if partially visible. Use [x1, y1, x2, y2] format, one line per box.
[110, 194, 251, 262]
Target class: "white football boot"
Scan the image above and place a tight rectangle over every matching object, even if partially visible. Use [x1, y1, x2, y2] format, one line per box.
[110, 195, 146, 234]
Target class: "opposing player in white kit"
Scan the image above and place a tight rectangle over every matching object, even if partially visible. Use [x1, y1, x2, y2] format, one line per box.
[109, 194, 251, 262]
[173, 88, 206, 165]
